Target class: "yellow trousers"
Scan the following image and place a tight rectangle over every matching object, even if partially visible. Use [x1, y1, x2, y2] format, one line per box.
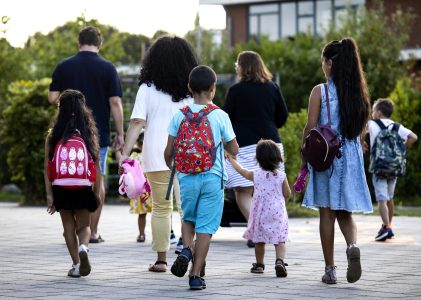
[146, 170, 179, 252]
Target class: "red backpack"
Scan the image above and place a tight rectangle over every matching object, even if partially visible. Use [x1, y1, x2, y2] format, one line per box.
[48, 136, 96, 189]
[174, 104, 219, 174]
[301, 84, 343, 172]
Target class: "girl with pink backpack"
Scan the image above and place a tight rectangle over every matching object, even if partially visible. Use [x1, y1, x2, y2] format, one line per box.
[44, 89, 101, 278]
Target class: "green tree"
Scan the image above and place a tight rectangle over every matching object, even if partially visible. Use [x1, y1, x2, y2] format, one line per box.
[389, 78, 421, 200]
[24, 16, 150, 78]
[0, 79, 55, 205]
[325, 1, 415, 102]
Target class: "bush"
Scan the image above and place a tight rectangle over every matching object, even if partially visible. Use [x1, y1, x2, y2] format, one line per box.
[0, 79, 55, 205]
[279, 110, 308, 204]
[388, 77, 421, 201]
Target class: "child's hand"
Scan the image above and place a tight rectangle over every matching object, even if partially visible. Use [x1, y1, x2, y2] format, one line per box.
[46, 195, 56, 215]
[118, 153, 129, 175]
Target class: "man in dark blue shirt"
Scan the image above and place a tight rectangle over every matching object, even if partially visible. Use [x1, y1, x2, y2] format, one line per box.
[48, 26, 124, 244]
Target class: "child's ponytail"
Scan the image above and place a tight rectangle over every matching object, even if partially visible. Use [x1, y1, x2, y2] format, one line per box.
[323, 38, 370, 140]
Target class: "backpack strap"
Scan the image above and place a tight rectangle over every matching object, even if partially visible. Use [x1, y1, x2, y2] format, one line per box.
[323, 84, 332, 128]
[373, 119, 387, 130]
[200, 103, 219, 116]
[392, 123, 400, 132]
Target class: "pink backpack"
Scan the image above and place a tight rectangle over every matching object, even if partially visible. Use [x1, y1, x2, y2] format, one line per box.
[118, 159, 151, 199]
[48, 136, 96, 189]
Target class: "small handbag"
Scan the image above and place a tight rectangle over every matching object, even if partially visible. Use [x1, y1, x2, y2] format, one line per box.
[301, 84, 342, 172]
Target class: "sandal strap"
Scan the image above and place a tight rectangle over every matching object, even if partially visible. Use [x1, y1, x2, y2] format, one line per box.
[155, 260, 167, 265]
[275, 258, 288, 266]
[252, 263, 265, 270]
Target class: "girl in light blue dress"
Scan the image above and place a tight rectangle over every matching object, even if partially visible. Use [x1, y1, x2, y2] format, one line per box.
[301, 38, 372, 285]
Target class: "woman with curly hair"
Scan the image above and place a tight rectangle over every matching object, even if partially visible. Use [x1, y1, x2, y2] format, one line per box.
[120, 36, 198, 272]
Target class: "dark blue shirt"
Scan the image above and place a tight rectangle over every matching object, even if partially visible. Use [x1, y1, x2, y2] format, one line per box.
[50, 51, 122, 147]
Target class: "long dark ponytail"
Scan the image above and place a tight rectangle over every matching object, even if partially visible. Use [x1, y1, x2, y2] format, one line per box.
[48, 89, 99, 161]
[323, 38, 370, 139]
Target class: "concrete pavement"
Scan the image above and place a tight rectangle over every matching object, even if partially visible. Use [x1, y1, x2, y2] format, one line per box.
[0, 202, 420, 299]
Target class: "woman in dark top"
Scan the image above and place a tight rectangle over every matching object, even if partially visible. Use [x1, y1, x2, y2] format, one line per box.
[223, 51, 288, 246]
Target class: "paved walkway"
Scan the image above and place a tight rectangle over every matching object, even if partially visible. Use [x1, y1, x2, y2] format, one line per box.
[0, 202, 420, 299]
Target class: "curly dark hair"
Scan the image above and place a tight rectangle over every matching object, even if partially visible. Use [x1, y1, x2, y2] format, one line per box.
[256, 139, 283, 172]
[322, 38, 370, 139]
[138, 36, 199, 102]
[48, 89, 99, 162]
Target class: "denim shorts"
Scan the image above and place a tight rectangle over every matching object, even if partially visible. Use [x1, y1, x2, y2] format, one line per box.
[372, 175, 397, 201]
[179, 173, 224, 234]
[99, 147, 109, 176]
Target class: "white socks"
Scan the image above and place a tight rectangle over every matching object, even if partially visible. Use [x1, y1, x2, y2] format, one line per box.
[79, 244, 89, 253]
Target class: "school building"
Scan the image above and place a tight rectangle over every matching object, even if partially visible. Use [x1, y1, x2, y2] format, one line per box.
[200, 0, 421, 69]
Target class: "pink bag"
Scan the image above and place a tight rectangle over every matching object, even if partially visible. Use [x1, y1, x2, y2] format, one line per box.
[293, 165, 308, 193]
[118, 159, 151, 199]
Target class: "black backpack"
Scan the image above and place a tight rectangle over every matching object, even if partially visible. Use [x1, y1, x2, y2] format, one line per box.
[369, 119, 406, 178]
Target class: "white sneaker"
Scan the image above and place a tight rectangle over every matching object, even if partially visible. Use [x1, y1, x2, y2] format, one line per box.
[78, 245, 91, 277]
[68, 264, 80, 278]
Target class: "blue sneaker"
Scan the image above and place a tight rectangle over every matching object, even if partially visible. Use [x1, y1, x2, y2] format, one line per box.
[175, 238, 183, 254]
[375, 225, 393, 241]
[170, 230, 177, 244]
[171, 247, 193, 277]
[189, 275, 204, 290]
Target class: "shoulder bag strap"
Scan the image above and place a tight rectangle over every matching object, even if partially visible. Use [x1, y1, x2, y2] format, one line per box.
[324, 83, 332, 128]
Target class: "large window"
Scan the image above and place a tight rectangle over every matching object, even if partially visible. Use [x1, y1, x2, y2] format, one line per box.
[248, 0, 364, 41]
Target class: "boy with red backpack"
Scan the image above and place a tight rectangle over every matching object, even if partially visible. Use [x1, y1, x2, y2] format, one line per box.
[164, 65, 239, 290]
[367, 98, 417, 241]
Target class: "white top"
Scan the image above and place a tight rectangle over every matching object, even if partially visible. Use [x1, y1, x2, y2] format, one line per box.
[131, 83, 193, 172]
[368, 118, 413, 150]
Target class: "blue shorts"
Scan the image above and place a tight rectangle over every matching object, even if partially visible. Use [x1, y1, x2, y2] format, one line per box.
[99, 147, 109, 176]
[372, 175, 397, 201]
[179, 173, 224, 234]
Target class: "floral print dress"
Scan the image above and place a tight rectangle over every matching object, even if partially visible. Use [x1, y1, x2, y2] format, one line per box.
[243, 168, 288, 244]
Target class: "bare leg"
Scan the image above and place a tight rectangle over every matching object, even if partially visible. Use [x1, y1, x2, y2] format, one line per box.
[319, 208, 336, 266]
[234, 187, 253, 221]
[378, 200, 390, 226]
[90, 176, 105, 239]
[337, 210, 357, 246]
[138, 214, 146, 236]
[275, 243, 286, 260]
[181, 221, 195, 250]
[75, 209, 91, 246]
[60, 210, 79, 264]
[190, 233, 211, 277]
[387, 199, 394, 225]
[255, 243, 265, 264]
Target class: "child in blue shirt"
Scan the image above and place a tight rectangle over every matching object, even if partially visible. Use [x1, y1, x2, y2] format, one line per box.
[165, 65, 239, 290]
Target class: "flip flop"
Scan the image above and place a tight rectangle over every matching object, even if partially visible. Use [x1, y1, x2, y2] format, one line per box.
[89, 235, 105, 243]
[148, 260, 167, 272]
[137, 234, 145, 243]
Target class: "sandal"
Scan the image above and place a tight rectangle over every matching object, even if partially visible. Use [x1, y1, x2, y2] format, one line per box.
[89, 235, 105, 243]
[137, 234, 145, 243]
[275, 258, 288, 277]
[250, 262, 265, 273]
[148, 260, 167, 272]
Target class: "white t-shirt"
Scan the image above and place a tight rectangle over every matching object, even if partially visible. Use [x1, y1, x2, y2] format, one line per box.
[368, 118, 413, 150]
[131, 83, 193, 172]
